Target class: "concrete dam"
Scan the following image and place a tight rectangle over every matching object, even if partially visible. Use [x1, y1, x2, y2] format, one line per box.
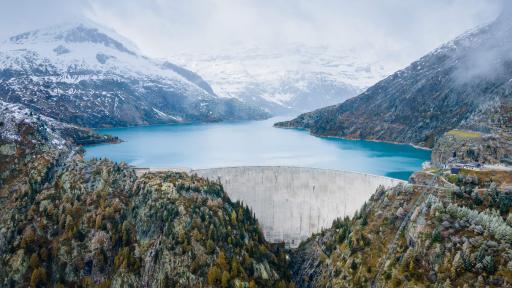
[192, 166, 405, 247]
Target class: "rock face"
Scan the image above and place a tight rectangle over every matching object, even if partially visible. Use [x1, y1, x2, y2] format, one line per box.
[432, 130, 512, 166]
[0, 22, 269, 128]
[275, 13, 512, 149]
[290, 172, 512, 287]
[0, 104, 292, 287]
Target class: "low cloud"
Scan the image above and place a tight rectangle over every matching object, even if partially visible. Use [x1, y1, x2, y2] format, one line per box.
[0, 0, 505, 69]
[453, 2, 512, 83]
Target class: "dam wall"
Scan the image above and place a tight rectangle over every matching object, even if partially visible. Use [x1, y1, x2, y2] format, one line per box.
[192, 166, 405, 247]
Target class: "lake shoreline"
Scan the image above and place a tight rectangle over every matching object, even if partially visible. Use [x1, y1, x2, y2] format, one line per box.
[85, 117, 431, 181]
[275, 126, 433, 151]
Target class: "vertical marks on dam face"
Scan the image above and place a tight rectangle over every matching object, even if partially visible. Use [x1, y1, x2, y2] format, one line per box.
[193, 166, 405, 247]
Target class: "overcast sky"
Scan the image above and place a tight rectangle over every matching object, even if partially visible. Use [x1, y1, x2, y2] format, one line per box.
[0, 0, 505, 66]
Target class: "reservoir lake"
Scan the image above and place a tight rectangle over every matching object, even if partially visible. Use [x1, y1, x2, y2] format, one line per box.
[85, 116, 431, 180]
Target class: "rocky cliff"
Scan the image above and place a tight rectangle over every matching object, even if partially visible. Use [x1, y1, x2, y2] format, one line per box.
[432, 130, 512, 167]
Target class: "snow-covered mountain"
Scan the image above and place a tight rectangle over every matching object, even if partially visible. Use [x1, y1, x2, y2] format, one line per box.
[170, 45, 394, 114]
[276, 13, 512, 152]
[0, 22, 268, 127]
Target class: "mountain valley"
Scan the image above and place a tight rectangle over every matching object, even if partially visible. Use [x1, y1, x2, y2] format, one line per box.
[171, 45, 393, 114]
[0, 3, 512, 287]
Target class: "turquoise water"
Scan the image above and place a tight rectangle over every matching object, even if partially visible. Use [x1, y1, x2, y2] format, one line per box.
[85, 116, 431, 180]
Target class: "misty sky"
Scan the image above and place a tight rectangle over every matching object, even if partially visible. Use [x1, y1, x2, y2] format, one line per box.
[0, 0, 505, 67]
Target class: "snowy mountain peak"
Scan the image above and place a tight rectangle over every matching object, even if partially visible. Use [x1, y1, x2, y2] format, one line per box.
[170, 44, 393, 114]
[0, 22, 195, 83]
[6, 22, 139, 55]
[0, 22, 268, 127]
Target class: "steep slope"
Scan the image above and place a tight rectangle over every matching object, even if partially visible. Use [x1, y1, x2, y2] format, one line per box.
[172, 45, 391, 114]
[0, 100, 116, 186]
[275, 14, 512, 150]
[0, 103, 291, 287]
[2, 90, 511, 288]
[0, 23, 268, 128]
[291, 171, 512, 287]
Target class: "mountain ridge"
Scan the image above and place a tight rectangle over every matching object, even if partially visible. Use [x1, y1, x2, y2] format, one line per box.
[274, 16, 512, 162]
[1, 75, 511, 288]
[171, 45, 392, 114]
[0, 22, 269, 128]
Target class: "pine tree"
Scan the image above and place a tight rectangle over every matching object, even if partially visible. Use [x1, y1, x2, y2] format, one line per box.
[476, 276, 485, 287]
[231, 210, 237, 225]
[207, 266, 221, 286]
[451, 251, 463, 278]
[231, 258, 240, 278]
[482, 255, 496, 274]
[30, 267, 47, 288]
[218, 250, 228, 270]
[29, 253, 40, 269]
[206, 240, 215, 254]
[221, 271, 230, 288]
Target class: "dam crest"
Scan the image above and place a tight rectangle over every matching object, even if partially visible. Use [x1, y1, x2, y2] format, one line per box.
[138, 166, 405, 248]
